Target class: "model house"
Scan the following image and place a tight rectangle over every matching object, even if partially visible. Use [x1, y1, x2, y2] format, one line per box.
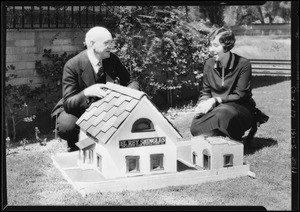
[177, 136, 244, 170]
[75, 82, 183, 179]
[52, 82, 253, 195]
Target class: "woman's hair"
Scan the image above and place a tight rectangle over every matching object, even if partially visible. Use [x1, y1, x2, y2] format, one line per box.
[208, 27, 236, 52]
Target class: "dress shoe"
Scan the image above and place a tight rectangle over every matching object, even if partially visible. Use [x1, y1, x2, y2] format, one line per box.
[67, 146, 79, 152]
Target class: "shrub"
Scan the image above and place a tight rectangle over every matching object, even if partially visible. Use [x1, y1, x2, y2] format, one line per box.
[35, 49, 79, 113]
[35, 49, 78, 89]
[111, 6, 210, 106]
[5, 65, 36, 142]
[4, 50, 78, 142]
[5, 6, 211, 141]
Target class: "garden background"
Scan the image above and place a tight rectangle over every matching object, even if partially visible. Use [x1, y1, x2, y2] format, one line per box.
[2, 1, 297, 210]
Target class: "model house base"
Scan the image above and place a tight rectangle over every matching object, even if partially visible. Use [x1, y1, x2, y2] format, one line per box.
[51, 83, 255, 196]
[52, 135, 255, 196]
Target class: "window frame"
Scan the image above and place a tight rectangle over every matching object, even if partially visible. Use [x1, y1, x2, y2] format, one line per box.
[131, 118, 155, 133]
[88, 149, 94, 164]
[125, 156, 140, 173]
[223, 154, 234, 167]
[192, 152, 197, 165]
[150, 153, 164, 171]
[97, 154, 102, 172]
[202, 149, 211, 170]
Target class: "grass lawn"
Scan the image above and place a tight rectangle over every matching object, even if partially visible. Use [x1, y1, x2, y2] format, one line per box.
[232, 35, 291, 60]
[4, 76, 292, 210]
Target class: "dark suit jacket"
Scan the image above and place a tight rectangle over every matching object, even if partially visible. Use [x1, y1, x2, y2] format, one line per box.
[51, 50, 139, 118]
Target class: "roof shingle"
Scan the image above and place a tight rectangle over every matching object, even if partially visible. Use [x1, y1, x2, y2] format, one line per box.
[76, 83, 145, 144]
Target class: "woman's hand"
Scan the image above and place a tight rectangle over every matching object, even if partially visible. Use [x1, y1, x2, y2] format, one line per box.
[195, 98, 217, 115]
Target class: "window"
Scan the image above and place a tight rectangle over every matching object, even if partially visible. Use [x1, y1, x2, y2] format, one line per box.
[126, 156, 140, 173]
[82, 149, 94, 164]
[83, 150, 86, 163]
[88, 149, 94, 164]
[223, 154, 233, 167]
[150, 154, 164, 171]
[132, 118, 155, 133]
[192, 152, 197, 165]
[97, 154, 102, 172]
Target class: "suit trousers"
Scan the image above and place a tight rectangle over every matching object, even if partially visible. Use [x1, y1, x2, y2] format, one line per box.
[190, 102, 254, 141]
[56, 110, 79, 149]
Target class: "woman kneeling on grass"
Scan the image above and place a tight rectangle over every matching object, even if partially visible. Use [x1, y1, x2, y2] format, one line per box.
[190, 27, 268, 143]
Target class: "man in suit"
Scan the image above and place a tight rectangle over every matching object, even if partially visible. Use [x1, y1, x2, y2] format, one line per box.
[51, 26, 139, 152]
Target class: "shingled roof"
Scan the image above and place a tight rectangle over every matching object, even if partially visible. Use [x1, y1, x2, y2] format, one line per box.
[76, 82, 145, 144]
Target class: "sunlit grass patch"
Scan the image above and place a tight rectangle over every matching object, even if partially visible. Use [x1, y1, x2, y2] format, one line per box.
[232, 36, 291, 60]
[5, 77, 291, 209]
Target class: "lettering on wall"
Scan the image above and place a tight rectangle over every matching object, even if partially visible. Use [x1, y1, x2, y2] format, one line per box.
[119, 137, 166, 148]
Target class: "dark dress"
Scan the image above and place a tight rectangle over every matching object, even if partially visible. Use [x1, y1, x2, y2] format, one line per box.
[190, 52, 256, 141]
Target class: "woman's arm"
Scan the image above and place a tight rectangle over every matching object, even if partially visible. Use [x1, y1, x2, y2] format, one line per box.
[198, 65, 212, 103]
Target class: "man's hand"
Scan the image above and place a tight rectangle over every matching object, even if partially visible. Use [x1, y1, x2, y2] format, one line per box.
[83, 84, 106, 98]
[194, 98, 217, 115]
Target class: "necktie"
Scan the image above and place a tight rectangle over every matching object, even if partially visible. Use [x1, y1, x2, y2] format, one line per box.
[96, 61, 105, 83]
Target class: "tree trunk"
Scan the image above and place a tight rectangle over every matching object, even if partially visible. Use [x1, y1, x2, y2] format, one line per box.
[185, 6, 189, 20]
[5, 117, 9, 139]
[256, 6, 265, 24]
[12, 116, 16, 143]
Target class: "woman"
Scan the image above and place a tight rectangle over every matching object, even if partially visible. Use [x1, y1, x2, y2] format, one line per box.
[190, 27, 261, 141]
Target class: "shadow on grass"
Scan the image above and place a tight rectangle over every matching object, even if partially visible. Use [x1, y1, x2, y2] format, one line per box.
[244, 137, 278, 155]
[251, 75, 290, 89]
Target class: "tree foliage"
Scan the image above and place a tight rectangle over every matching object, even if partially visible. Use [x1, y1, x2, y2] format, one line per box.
[111, 6, 210, 104]
[35, 49, 78, 86]
[198, 6, 225, 27]
[5, 65, 36, 142]
[223, 1, 291, 26]
[5, 49, 78, 141]
[5, 5, 211, 140]
[262, 1, 291, 23]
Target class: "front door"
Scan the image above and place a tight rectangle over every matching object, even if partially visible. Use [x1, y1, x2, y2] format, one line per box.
[203, 154, 211, 170]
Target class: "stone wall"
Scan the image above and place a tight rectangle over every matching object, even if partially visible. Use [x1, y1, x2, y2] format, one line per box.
[6, 28, 88, 86]
[5, 28, 200, 108]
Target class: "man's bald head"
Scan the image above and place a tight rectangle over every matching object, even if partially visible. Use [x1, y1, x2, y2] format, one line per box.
[85, 26, 112, 49]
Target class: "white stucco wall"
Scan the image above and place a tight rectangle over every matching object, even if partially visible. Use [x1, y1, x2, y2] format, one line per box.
[77, 97, 182, 179]
[191, 136, 212, 168]
[210, 142, 244, 169]
[190, 136, 244, 170]
[99, 97, 181, 179]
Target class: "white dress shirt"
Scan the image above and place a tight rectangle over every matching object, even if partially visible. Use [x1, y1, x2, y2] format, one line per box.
[87, 49, 102, 74]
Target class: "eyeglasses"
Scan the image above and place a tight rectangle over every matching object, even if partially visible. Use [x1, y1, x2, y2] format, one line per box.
[93, 39, 114, 47]
[103, 40, 114, 47]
